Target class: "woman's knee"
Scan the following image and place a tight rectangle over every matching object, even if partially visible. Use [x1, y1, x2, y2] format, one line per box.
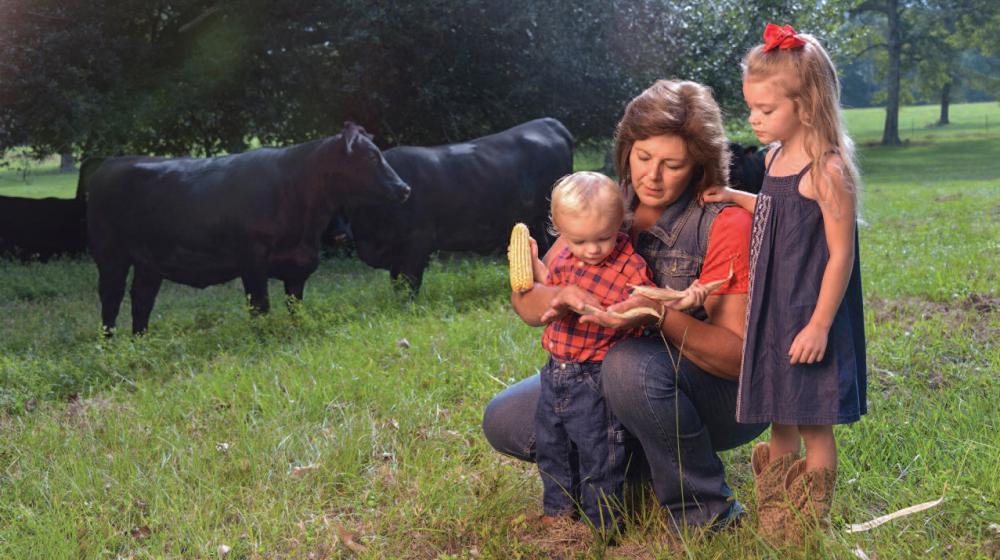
[602, 338, 659, 413]
[481, 374, 540, 460]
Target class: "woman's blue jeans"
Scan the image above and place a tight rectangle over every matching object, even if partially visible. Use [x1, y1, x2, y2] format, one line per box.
[482, 336, 768, 528]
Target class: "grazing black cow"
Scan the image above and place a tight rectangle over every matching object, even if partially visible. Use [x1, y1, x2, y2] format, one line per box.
[344, 118, 573, 294]
[728, 141, 769, 194]
[84, 122, 410, 334]
[0, 194, 86, 260]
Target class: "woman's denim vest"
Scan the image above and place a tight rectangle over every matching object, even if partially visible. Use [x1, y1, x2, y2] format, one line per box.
[630, 187, 728, 321]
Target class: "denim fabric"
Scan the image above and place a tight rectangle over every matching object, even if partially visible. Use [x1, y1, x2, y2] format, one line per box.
[482, 338, 768, 529]
[535, 358, 626, 529]
[629, 186, 727, 322]
[602, 337, 768, 527]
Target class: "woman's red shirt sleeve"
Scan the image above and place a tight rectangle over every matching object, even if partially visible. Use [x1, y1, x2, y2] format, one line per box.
[700, 206, 752, 295]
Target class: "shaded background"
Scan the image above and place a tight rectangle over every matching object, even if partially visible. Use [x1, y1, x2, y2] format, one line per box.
[1, 0, 997, 163]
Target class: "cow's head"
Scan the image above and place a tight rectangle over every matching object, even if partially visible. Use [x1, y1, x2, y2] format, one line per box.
[326, 122, 410, 206]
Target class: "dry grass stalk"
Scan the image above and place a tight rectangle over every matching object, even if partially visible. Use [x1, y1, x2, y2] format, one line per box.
[845, 490, 946, 533]
[581, 304, 661, 321]
[630, 259, 735, 302]
[334, 522, 367, 553]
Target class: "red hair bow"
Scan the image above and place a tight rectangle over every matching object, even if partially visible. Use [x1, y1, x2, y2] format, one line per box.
[763, 23, 806, 52]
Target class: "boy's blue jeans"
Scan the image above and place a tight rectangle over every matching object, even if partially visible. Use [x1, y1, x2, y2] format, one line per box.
[535, 357, 625, 529]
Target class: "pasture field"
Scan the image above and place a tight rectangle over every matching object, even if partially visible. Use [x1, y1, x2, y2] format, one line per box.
[0, 106, 998, 559]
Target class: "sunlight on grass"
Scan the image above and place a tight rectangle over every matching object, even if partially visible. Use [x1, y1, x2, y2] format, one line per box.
[1, 104, 997, 558]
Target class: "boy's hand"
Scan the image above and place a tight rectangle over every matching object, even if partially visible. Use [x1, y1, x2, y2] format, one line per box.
[788, 322, 829, 364]
[539, 285, 600, 324]
[664, 281, 710, 311]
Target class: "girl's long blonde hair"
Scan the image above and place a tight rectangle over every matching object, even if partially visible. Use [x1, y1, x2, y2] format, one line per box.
[743, 34, 861, 210]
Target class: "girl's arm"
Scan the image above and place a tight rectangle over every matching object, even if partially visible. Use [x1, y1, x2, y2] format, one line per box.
[702, 187, 758, 213]
[788, 159, 856, 364]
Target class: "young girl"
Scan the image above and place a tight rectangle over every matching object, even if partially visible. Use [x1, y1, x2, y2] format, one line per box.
[703, 23, 867, 545]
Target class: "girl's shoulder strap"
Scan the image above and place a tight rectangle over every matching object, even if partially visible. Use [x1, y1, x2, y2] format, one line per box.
[764, 145, 781, 174]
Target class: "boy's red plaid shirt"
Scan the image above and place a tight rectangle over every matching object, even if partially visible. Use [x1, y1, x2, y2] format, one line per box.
[542, 233, 655, 363]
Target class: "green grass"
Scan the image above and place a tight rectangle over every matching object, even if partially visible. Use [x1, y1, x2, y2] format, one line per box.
[843, 101, 1000, 144]
[0, 152, 78, 199]
[1, 105, 998, 558]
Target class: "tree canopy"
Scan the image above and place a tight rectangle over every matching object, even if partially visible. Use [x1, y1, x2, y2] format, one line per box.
[0, 0, 995, 157]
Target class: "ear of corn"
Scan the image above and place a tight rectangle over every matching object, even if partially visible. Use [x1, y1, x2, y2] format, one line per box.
[507, 223, 534, 292]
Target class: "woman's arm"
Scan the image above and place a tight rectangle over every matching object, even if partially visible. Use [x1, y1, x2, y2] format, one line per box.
[658, 293, 746, 380]
[512, 235, 603, 326]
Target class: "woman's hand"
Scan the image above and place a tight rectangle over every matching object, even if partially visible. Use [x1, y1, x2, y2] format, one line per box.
[788, 322, 829, 364]
[539, 285, 602, 324]
[579, 295, 659, 331]
[663, 281, 709, 311]
[528, 236, 549, 284]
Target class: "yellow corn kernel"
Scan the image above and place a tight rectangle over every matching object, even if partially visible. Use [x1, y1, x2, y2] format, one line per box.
[507, 223, 533, 292]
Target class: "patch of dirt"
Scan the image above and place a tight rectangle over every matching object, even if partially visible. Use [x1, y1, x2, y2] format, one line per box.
[606, 531, 681, 560]
[279, 515, 375, 560]
[868, 293, 999, 331]
[63, 395, 128, 428]
[514, 513, 596, 559]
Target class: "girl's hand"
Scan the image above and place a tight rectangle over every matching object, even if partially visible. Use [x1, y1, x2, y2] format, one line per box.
[664, 281, 710, 311]
[789, 322, 829, 364]
[539, 285, 601, 324]
[701, 186, 737, 205]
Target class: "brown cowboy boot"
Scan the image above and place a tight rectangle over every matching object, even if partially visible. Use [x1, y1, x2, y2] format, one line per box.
[752, 442, 800, 546]
[783, 458, 837, 546]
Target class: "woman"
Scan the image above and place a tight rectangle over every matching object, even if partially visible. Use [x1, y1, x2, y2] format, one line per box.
[482, 80, 768, 529]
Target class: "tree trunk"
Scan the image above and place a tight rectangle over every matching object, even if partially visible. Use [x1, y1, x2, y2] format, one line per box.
[938, 82, 951, 125]
[59, 152, 76, 173]
[881, 0, 902, 146]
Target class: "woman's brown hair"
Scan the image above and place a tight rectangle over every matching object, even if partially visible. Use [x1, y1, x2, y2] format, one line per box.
[613, 80, 730, 201]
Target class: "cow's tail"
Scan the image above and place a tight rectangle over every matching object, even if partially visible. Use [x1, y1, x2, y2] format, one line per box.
[76, 157, 106, 202]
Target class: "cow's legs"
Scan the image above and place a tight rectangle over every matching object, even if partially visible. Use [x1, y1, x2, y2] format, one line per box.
[284, 278, 306, 313]
[390, 248, 430, 297]
[130, 264, 163, 335]
[96, 258, 130, 337]
[241, 270, 270, 315]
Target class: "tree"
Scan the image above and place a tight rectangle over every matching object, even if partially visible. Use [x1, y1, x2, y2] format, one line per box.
[835, 0, 998, 144]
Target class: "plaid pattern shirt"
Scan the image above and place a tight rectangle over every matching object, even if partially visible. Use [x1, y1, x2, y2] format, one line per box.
[542, 232, 655, 363]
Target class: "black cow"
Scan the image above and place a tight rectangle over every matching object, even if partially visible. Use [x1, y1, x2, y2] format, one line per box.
[0, 194, 86, 260]
[728, 142, 769, 194]
[344, 118, 573, 294]
[84, 122, 410, 334]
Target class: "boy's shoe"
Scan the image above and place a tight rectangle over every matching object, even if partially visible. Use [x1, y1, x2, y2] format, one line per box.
[751, 442, 800, 545]
[784, 458, 837, 546]
[707, 499, 746, 533]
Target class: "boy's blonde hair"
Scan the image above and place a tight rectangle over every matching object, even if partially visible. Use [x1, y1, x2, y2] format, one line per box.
[548, 171, 626, 235]
[743, 33, 861, 207]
